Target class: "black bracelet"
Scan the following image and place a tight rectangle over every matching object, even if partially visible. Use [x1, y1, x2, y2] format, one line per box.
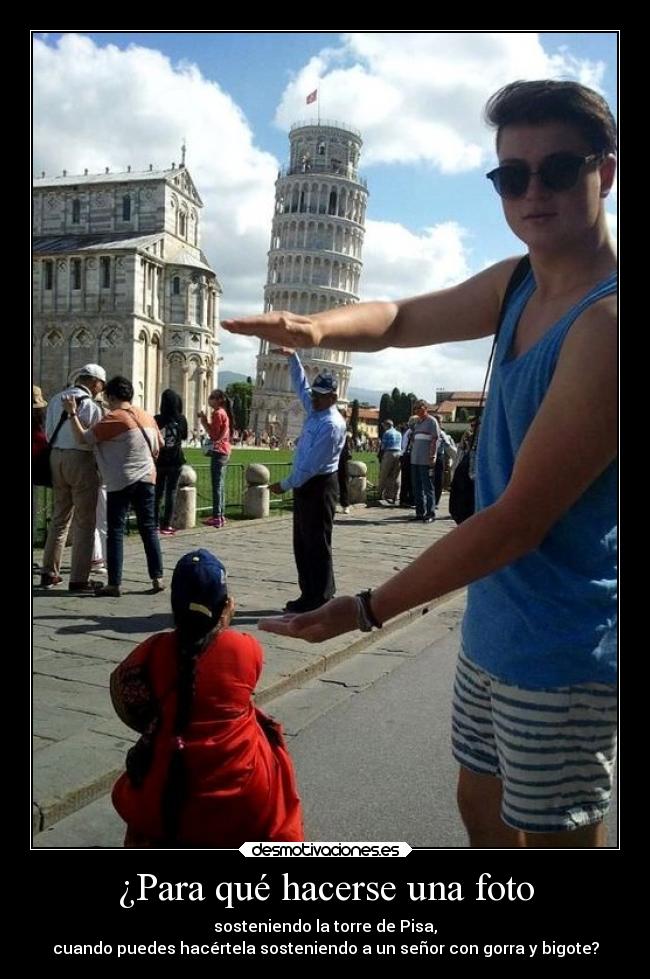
[356, 589, 382, 629]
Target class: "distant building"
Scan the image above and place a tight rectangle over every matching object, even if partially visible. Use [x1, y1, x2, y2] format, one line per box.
[346, 405, 379, 441]
[250, 119, 368, 441]
[432, 391, 485, 423]
[32, 160, 222, 418]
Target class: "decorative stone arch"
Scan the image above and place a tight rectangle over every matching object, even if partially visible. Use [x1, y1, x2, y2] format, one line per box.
[151, 332, 163, 408]
[38, 328, 65, 388]
[42, 327, 64, 349]
[168, 351, 186, 400]
[66, 326, 94, 381]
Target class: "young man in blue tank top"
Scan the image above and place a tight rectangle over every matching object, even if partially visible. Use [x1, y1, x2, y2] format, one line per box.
[224, 80, 617, 849]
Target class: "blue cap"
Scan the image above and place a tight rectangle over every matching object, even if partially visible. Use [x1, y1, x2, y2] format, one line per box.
[311, 371, 337, 395]
[171, 549, 228, 620]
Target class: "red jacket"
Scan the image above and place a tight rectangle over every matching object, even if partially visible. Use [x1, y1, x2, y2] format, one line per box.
[111, 629, 303, 846]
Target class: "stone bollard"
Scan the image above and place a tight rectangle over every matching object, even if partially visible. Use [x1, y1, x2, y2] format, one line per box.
[173, 464, 197, 529]
[244, 463, 270, 519]
[347, 460, 367, 505]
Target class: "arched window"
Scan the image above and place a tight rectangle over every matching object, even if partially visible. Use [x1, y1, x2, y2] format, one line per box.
[71, 198, 81, 224]
[178, 211, 186, 237]
[173, 276, 180, 295]
[71, 259, 82, 290]
[100, 257, 111, 288]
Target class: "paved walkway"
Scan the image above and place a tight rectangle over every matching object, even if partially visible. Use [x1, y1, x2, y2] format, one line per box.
[32, 499, 462, 836]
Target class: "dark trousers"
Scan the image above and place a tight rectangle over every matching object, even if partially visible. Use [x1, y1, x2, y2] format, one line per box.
[434, 456, 445, 506]
[337, 452, 350, 507]
[411, 464, 435, 518]
[107, 481, 163, 586]
[155, 464, 181, 527]
[399, 454, 413, 505]
[293, 473, 338, 604]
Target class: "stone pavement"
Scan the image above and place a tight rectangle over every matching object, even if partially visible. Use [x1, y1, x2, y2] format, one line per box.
[32, 499, 463, 837]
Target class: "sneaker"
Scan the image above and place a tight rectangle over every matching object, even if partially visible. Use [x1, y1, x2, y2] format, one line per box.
[94, 584, 121, 598]
[40, 573, 63, 588]
[160, 527, 176, 536]
[91, 560, 107, 574]
[341, 506, 350, 514]
[151, 578, 165, 594]
[203, 517, 218, 527]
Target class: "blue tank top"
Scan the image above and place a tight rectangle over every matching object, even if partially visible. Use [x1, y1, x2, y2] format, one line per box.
[461, 268, 617, 688]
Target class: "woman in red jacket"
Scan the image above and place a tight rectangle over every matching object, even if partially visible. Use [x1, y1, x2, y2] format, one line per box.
[198, 389, 234, 528]
[111, 548, 304, 847]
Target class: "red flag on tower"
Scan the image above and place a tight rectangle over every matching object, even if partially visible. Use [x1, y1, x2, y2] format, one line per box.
[306, 89, 318, 105]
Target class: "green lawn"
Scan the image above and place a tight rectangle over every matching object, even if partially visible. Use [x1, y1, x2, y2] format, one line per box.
[34, 448, 381, 545]
[184, 447, 379, 468]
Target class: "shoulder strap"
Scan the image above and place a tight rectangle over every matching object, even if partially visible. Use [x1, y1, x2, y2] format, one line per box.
[127, 408, 155, 458]
[471, 256, 531, 449]
[49, 393, 93, 447]
[49, 410, 68, 448]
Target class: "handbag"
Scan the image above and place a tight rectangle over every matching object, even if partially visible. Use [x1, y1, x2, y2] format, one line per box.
[448, 256, 531, 525]
[32, 410, 68, 488]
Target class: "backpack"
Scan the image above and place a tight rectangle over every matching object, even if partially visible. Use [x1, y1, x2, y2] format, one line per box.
[161, 419, 182, 450]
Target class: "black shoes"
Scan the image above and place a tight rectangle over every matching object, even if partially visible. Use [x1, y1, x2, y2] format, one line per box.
[284, 597, 329, 613]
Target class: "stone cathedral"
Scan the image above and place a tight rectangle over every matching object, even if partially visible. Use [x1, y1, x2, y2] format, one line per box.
[250, 119, 368, 440]
[32, 160, 221, 419]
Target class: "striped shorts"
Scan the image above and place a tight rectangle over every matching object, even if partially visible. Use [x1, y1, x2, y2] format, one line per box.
[451, 652, 617, 833]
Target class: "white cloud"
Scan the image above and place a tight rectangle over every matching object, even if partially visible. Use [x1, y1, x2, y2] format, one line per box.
[360, 218, 471, 300]
[275, 32, 607, 171]
[345, 217, 481, 399]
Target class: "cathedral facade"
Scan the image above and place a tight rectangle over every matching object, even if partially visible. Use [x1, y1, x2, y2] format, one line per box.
[250, 119, 368, 441]
[32, 162, 221, 419]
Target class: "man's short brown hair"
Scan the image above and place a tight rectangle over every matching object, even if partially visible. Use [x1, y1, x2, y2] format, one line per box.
[485, 79, 617, 155]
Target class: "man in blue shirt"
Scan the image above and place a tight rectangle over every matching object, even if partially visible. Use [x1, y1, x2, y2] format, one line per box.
[270, 349, 346, 612]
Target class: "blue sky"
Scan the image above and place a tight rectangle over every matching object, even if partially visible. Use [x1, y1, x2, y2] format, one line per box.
[33, 31, 617, 399]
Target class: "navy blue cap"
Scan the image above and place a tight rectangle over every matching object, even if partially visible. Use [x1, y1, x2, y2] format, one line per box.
[311, 371, 338, 395]
[171, 549, 228, 620]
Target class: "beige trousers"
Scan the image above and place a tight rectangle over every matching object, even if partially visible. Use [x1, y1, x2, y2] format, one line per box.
[42, 449, 100, 583]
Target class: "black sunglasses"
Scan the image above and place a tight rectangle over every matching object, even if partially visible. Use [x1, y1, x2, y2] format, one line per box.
[486, 152, 604, 199]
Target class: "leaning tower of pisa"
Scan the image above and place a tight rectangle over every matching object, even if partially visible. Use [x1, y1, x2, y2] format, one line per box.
[250, 119, 368, 441]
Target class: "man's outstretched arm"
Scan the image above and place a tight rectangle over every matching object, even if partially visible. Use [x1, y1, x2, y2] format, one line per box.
[223, 258, 522, 352]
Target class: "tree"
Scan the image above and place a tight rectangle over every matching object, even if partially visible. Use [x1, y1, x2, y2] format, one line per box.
[379, 388, 421, 426]
[398, 392, 412, 425]
[226, 381, 253, 431]
[350, 399, 360, 440]
[379, 393, 392, 425]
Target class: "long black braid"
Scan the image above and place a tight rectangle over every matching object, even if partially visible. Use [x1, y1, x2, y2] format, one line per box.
[159, 602, 226, 844]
